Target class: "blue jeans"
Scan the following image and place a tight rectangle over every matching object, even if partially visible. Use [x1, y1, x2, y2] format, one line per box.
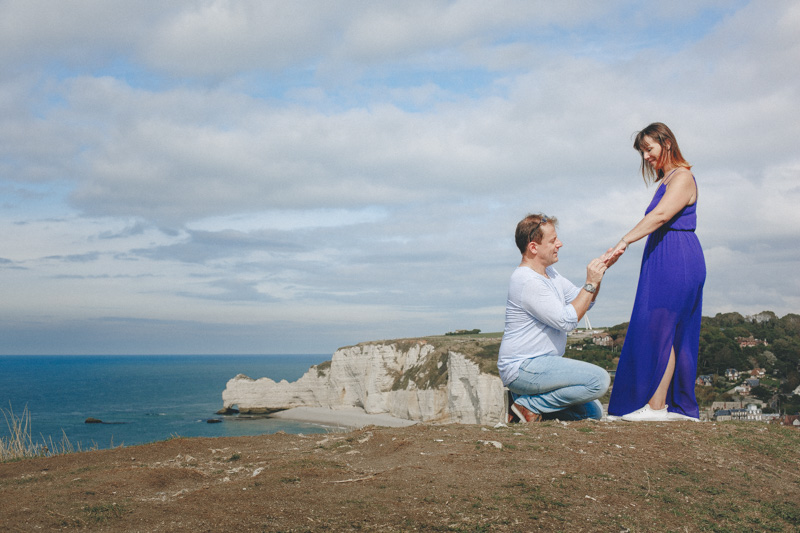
[508, 356, 610, 420]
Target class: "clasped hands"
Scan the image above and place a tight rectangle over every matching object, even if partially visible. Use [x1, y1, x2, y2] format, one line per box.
[601, 240, 628, 267]
[585, 240, 627, 287]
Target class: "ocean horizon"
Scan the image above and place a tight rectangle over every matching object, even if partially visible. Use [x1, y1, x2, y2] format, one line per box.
[0, 354, 333, 450]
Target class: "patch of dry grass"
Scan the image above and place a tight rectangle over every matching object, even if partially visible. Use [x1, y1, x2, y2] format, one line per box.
[1, 404, 96, 462]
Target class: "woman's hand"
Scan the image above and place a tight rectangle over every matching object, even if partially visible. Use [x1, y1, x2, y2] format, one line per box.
[603, 240, 627, 267]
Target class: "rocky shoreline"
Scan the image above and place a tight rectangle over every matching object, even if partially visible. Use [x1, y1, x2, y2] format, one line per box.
[221, 335, 505, 425]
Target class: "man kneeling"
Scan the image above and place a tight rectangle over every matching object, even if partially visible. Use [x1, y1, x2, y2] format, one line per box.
[498, 213, 614, 422]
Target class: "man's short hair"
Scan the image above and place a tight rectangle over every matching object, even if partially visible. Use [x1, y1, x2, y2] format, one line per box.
[515, 213, 558, 254]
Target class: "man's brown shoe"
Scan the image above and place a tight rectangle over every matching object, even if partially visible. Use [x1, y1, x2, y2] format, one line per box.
[511, 403, 542, 423]
[507, 390, 521, 423]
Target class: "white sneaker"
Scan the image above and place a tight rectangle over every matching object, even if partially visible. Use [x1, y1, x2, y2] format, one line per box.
[665, 411, 700, 422]
[621, 404, 670, 422]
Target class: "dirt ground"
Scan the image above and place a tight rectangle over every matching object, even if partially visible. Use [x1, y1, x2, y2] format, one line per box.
[1, 420, 799, 532]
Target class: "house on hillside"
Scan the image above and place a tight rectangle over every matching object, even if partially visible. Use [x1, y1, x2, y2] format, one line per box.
[725, 368, 739, 381]
[715, 404, 762, 421]
[696, 374, 713, 386]
[592, 333, 613, 347]
[736, 404, 762, 421]
[711, 400, 766, 411]
[734, 383, 751, 395]
[711, 401, 737, 412]
[750, 368, 766, 378]
[714, 409, 732, 421]
[775, 415, 800, 428]
[744, 378, 760, 388]
[736, 336, 768, 348]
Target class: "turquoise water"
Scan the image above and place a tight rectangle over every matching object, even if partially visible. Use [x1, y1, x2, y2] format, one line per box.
[0, 354, 331, 450]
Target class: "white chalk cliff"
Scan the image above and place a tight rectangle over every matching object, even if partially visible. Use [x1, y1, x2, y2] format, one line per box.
[222, 338, 506, 425]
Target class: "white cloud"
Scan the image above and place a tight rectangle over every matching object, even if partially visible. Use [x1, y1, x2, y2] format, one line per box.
[187, 206, 388, 233]
[1, 1, 798, 354]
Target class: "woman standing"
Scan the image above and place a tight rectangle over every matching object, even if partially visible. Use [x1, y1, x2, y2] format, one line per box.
[605, 122, 706, 422]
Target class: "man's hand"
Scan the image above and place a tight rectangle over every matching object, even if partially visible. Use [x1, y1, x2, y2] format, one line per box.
[586, 257, 608, 286]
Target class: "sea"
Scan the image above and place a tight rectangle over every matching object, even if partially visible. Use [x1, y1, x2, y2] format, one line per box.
[0, 354, 332, 451]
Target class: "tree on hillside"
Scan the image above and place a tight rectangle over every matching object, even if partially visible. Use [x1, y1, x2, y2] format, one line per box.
[770, 338, 800, 375]
[698, 331, 745, 375]
[750, 385, 773, 403]
[779, 371, 800, 394]
[779, 313, 800, 334]
[702, 312, 745, 328]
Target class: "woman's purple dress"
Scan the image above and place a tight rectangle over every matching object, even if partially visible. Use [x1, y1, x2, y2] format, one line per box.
[608, 178, 706, 418]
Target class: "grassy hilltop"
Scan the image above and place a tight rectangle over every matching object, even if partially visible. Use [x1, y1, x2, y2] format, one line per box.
[1, 420, 799, 531]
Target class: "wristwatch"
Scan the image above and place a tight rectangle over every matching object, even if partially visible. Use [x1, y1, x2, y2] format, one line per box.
[582, 283, 596, 294]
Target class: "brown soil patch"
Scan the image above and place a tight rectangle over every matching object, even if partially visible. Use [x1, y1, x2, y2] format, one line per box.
[2, 421, 799, 532]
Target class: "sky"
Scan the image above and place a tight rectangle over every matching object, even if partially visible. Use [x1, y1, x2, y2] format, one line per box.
[1, 0, 799, 355]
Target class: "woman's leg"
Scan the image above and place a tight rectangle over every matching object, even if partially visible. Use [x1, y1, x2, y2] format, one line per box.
[648, 347, 676, 410]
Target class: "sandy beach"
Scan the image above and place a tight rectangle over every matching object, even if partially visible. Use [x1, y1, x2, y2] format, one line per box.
[269, 406, 418, 429]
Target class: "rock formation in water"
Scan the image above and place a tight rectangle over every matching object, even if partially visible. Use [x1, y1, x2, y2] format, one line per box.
[222, 336, 505, 425]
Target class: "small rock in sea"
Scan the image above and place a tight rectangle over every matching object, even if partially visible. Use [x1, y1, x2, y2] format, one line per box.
[206, 418, 223, 424]
[85, 417, 103, 424]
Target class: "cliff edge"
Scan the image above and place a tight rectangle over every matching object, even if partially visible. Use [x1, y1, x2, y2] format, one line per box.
[222, 335, 505, 425]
